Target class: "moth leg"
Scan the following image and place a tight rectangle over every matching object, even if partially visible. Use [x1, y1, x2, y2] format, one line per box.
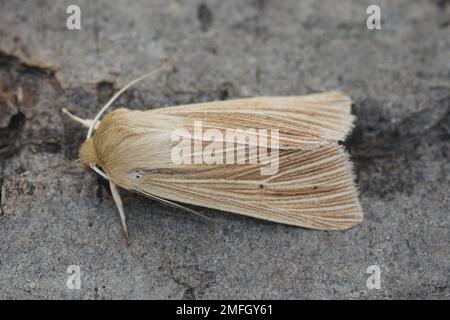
[109, 181, 129, 246]
[62, 108, 100, 129]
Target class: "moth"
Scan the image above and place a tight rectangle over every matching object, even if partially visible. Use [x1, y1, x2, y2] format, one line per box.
[64, 60, 363, 245]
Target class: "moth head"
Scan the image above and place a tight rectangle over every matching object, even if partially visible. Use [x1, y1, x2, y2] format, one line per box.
[79, 138, 98, 166]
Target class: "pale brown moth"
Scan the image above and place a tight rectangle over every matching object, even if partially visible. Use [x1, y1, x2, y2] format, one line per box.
[63, 59, 363, 245]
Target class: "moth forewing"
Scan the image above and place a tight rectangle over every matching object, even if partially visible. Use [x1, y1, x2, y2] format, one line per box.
[152, 91, 355, 150]
[129, 144, 362, 230]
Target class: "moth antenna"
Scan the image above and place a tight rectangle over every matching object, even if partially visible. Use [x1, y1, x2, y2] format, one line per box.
[87, 55, 175, 140]
[86, 55, 176, 179]
[62, 108, 98, 129]
[136, 189, 215, 223]
[109, 181, 129, 246]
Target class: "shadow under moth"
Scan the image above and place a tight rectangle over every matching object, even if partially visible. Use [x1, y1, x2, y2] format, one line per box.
[63, 59, 363, 245]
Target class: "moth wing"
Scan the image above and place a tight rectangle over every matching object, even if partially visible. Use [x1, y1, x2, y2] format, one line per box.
[131, 144, 362, 230]
[152, 91, 354, 149]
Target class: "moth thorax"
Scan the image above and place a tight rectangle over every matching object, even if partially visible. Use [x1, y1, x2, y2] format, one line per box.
[79, 138, 99, 165]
